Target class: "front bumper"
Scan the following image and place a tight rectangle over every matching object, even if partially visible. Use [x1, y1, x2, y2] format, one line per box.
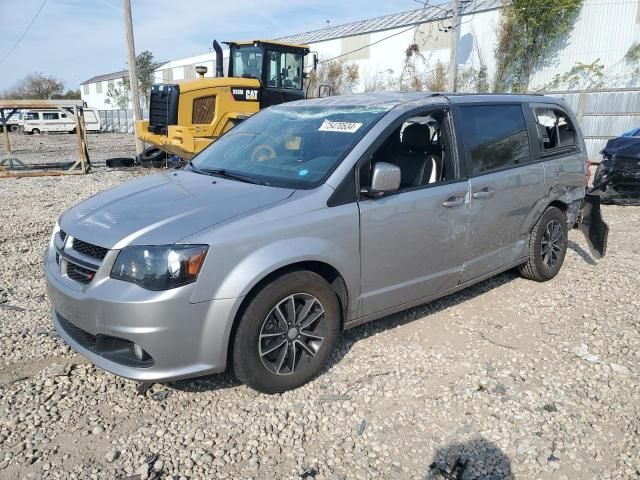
[135, 120, 213, 160]
[45, 238, 240, 382]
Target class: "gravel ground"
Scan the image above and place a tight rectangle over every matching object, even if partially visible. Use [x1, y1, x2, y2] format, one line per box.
[0, 132, 136, 167]
[0, 168, 639, 480]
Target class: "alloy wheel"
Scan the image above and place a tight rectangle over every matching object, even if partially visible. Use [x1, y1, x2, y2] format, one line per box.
[258, 293, 326, 375]
[541, 219, 563, 268]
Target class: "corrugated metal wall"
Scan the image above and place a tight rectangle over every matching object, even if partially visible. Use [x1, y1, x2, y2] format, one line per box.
[548, 88, 640, 160]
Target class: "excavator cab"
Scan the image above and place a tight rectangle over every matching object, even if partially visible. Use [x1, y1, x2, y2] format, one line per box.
[226, 41, 310, 107]
[136, 40, 312, 160]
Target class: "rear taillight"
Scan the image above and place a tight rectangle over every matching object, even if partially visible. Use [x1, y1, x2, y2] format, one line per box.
[585, 159, 591, 187]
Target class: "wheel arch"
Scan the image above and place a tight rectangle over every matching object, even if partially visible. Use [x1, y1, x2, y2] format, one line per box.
[225, 260, 349, 372]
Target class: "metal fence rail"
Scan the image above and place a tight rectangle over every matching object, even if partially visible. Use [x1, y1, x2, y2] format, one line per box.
[547, 87, 640, 161]
[98, 109, 149, 134]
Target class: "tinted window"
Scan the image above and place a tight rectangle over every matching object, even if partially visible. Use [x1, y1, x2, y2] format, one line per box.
[25, 112, 39, 120]
[42, 112, 59, 120]
[266, 51, 303, 89]
[231, 46, 263, 79]
[191, 105, 391, 189]
[459, 105, 530, 174]
[535, 108, 577, 151]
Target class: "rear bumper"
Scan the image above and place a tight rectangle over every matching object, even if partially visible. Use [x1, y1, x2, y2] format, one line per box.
[46, 255, 240, 382]
[578, 193, 609, 259]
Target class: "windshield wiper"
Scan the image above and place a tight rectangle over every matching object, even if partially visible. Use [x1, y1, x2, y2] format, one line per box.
[200, 168, 261, 185]
[186, 162, 207, 175]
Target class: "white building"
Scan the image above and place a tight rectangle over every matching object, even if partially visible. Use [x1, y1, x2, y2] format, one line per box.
[80, 69, 129, 110]
[280, 0, 640, 91]
[153, 52, 230, 83]
[81, 0, 640, 108]
[80, 63, 167, 110]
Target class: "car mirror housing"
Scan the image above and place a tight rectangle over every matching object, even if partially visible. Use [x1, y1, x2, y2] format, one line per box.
[363, 162, 401, 197]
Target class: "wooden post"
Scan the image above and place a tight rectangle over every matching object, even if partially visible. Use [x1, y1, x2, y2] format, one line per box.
[448, 0, 461, 92]
[123, 0, 144, 156]
[0, 109, 11, 158]
[0, 108, 27, 169]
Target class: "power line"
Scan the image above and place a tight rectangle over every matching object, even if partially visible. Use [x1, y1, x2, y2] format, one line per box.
[314, 3, 443, 67]
[0, 0, 49, 66]
[315, 23, 421, 66]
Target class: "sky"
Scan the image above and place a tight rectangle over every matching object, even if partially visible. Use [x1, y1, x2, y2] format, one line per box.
[0, 0, 424, 92]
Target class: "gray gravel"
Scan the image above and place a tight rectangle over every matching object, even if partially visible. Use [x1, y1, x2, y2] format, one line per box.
[1, 163, 639, 479]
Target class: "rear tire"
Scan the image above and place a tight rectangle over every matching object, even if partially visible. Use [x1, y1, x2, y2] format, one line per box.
[519, 206, 568, 282]
[233, 271, 340, 394]
[138, 146, 168, 168]
[9, 125, 19, 133]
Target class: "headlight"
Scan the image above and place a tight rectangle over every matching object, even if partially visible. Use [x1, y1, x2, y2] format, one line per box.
[110, 245, 208, 291]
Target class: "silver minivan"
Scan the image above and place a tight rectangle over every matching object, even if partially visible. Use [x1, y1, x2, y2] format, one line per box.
[46, 93, 608, 393]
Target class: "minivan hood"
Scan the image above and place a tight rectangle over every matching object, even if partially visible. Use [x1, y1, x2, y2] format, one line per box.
[59, 170, 294, 248]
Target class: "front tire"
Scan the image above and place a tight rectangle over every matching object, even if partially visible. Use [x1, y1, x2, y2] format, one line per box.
[519, 206, 568, 282]
[233, 271, 340, 394]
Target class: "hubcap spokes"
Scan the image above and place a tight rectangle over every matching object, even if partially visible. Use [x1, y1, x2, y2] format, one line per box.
[259, 293, 326, 375]
[541, 220, 563, 268]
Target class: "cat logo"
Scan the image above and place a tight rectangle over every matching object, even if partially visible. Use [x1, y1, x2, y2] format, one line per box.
[231, 88, 259, 102]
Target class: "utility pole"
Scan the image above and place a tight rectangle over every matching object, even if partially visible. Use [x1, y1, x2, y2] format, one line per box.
[122, 0, 144, 156]
[448, 0, 461, 92]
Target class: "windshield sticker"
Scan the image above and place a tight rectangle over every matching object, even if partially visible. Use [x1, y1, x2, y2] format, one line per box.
[298, 169, 309, 177]
[318, 119, 363, 133]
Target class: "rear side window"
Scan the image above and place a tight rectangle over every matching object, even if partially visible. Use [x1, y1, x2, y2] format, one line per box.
[42, 112, 59, 120]
[534, 108, 577, 152]
[459, 105, 530, 174]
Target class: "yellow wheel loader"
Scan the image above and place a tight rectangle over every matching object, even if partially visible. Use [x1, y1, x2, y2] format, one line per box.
[136, 40, 314, 160]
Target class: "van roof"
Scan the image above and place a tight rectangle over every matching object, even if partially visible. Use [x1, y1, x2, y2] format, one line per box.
[291, 92, 565, 108]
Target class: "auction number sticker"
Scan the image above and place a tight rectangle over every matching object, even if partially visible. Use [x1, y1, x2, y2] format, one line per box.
[318, 119, 363, 133]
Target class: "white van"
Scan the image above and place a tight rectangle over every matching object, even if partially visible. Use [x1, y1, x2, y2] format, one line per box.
[20, 109, 101, 134]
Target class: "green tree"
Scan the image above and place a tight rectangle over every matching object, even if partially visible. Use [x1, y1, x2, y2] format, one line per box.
[624, 42, 640, 80]
[122, 50, 156, 107]
[105, 83, 130, 109]
[540, 60, 605, 91]
[104, 50, 156, 108]
[51, 89, 81, 100]
[494, 0, 584, 92]
[1, 72, 64, 99]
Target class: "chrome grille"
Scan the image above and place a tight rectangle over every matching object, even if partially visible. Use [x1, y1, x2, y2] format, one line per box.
[66, 263, 96, 284]
[72, 238, 108, 261]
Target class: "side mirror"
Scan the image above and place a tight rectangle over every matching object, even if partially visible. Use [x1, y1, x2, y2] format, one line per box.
[362, 162, 401, 197]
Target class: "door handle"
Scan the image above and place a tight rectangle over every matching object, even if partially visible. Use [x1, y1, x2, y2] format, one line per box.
[472, 188, 494, 199]
[442, 196, 465, 207]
